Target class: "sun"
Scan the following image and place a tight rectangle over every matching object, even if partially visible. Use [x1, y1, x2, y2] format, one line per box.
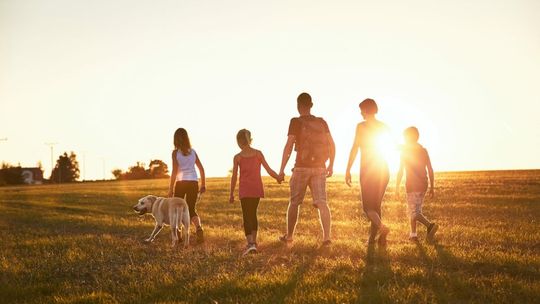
[374, 130, 401, 173]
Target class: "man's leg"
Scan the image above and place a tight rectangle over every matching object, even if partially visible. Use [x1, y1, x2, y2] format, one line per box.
[318, 204, 331, 242]
[286, 204, 300, 238]
[285, 169, 308, 240]
[309, 168, 331, 242]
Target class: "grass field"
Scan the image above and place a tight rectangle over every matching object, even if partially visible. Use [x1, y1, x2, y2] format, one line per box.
[1, 170, 539, 303]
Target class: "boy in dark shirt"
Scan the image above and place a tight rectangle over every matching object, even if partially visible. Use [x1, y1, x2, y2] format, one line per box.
[396, 127, 438, 241]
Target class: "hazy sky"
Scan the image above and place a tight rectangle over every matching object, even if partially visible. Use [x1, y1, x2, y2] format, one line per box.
[1, 0, 539, 180]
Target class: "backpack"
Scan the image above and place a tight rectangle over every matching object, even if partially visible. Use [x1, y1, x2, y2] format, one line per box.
[296, 116, 330, 165]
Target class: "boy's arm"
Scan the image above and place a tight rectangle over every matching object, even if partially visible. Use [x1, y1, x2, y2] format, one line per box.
[396, 161, 404, 198]
[345, 125, 361, 187]
[258, 151, 280, 182]
[168, 151, 178, 197]
[426, 151, 435, 197]
[195, 154, 206, 193]
[229, 156, 239, 203]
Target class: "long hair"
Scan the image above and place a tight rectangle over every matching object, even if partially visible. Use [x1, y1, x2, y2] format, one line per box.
[173, 128, 192, 156]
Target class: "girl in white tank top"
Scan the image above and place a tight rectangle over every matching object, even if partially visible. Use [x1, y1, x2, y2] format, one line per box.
[168, 128, 206, 244]
[175, 148, 198, 181]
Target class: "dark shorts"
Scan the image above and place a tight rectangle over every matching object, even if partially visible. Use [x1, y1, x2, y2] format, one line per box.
[360, 169, 389, 216]
[174, 181, 199, 218]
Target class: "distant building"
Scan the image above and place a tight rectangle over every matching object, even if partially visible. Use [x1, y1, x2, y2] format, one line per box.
[21, 168, 44, 185]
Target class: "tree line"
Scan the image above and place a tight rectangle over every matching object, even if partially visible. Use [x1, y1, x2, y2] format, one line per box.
[111, 160, 169, 180]
[0, 152, 169, 185]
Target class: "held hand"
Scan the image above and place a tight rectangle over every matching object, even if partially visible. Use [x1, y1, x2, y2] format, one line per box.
[199, 186, 206, 194]
[326, 166, 333, 178]
[278, 172, 286, 183]
[275, 176, 283, 184]
[345, 171, 352, 187]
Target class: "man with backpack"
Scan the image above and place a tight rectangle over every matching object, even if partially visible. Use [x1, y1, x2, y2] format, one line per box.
[278, 92, 336, 246]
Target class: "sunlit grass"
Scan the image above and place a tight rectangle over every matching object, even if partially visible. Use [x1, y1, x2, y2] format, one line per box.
[0, 171, 539, 303]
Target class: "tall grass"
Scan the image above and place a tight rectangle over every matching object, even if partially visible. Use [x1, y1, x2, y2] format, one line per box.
[0, 171, 539, 303]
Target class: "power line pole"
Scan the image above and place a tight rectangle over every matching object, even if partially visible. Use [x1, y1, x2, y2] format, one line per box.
[100, 157, 106, 180]
[81, 151, 87, 182]
[45, 142, 59, 182]
[0, 138, 7, 165]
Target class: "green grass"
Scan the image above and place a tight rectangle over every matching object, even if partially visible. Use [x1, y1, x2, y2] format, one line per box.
[1, 171, 539, 303]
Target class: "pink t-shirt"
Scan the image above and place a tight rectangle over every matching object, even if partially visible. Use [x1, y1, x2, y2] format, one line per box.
[238, 155, 264, 199]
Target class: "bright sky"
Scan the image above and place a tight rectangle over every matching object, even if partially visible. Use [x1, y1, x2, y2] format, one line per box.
[1, 0, 539, 180]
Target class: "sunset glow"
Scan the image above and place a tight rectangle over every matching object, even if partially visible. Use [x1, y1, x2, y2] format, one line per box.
[1, 0, 539, 180]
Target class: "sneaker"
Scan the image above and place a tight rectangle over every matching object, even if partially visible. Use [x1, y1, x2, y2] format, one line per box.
[378, 225, 390, 246]
[242, 243, 257, 256]
[279, 234, 293, 243]
[427, 223, 438, 240]
[196, 227, 205, 243]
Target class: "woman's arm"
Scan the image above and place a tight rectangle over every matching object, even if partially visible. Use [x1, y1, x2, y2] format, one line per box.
[168, 150, 178, 197]
[229, 155, 239, 203]
[345, 124, 361, 187]
[258, 150, 280, 182]
[195, 153, 206, 193]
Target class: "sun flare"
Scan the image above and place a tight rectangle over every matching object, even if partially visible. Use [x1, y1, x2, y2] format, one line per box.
[375, 131, 401, 173]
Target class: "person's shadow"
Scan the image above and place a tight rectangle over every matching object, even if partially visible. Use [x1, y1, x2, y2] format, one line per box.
[414, 239, 483, 302]
[358, 244, 394, 303]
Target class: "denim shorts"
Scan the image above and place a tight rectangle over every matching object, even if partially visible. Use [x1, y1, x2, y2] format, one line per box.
[289, 167, 327, 207]
[406, 192, 425, 218]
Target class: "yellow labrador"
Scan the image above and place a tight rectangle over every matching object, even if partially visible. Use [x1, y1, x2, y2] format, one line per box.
[133, 195, 190, 248]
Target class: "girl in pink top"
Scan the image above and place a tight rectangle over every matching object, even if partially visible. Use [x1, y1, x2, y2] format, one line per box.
[229, 129, 281, 255]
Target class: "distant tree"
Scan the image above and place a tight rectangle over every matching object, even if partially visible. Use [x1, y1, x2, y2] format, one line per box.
[112, 169, 124, 180]
[0, 163, 24, 185]
[50, 152, 80, 183]
[112, 160, 169, 180]
[148, 159, 169, 179]
[123, 162, 150, 180]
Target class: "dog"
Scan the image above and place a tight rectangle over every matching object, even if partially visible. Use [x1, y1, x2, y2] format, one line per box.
[133, 195, 190, 248]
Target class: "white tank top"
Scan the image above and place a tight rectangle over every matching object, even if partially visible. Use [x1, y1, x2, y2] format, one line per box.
[175, 149, 198, 181]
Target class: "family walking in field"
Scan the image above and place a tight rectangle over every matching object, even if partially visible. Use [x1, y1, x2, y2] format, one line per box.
[136, 92, 438, 255]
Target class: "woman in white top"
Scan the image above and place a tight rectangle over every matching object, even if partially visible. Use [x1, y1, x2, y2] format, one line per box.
[168, 128, 206, 243]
